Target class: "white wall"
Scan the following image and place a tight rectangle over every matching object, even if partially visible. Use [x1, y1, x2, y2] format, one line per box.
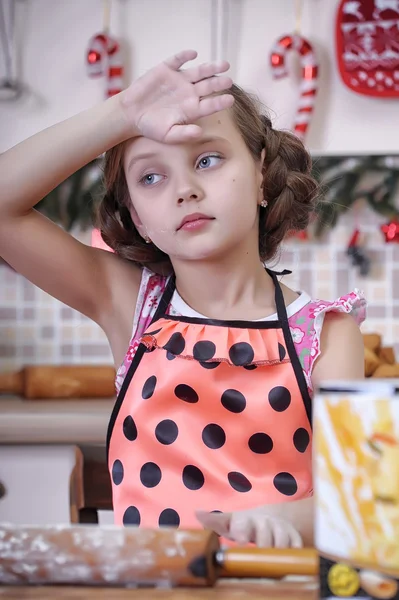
[1, 0, 398, 156]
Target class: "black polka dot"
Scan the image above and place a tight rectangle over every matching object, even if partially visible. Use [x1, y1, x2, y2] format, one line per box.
[163, 332, 185, 355]
[159, 508, 180, 527]
[199, 361, 219, 369]
[175, 384, 199, 403]
[182, 465, 205, 490]
[243, 364, 257, 371]
[202, 424, 226, 449]
[142, 375, 157, 399]
[228, 471, 252, 493]
[123, 505, 141, 526]
[293, 428, 310, 453]
[123, 415, 137, 441]
[273, 472, 298, 496]
[221, 389, 246, 413]
[166, 351, 176, 361]
[229, 342, 254, 366]
[140, 462, 162, 488]
[244, 365, 258, 371]
[278, 343, 286, 361]
[112, 459, 124, 485]
[269, 386, 291, 412]
[248, 432, 273, 454]
[193, 340, 216, 361]
[155, 419, 178, 445]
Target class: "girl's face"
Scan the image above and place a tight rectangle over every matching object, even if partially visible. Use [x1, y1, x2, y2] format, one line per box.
[123, 110, 264, 262]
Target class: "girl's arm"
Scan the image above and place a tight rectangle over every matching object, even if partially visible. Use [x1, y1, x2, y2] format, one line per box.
[0, 95, 138, 327]
[312, 311, 365, 384]
[0, 50, 233, 329]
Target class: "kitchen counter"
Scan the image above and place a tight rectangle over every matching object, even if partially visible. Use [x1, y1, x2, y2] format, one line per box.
[0, 578, 318, 599]
[0, 396, 115, 445]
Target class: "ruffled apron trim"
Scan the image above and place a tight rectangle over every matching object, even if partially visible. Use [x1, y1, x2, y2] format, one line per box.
[140, 318, 290, 367]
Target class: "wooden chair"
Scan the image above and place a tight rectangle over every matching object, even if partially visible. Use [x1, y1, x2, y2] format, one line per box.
[69, 445, 112, 524]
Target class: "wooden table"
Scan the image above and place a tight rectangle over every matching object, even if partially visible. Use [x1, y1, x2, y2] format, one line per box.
[0, 578, 318, 599]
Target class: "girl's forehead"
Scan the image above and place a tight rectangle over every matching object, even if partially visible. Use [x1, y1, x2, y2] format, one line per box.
[125, 110, 239, 157]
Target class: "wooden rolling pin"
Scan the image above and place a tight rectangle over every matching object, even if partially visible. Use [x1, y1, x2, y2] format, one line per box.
[0, 524, 317, 587]
[0, 365, 116, 399]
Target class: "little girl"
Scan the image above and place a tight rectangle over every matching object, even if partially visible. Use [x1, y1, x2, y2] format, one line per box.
[0, 50, 366, 548]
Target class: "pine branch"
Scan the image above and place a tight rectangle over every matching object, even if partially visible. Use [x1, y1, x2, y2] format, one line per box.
[35, 154, 399, 237]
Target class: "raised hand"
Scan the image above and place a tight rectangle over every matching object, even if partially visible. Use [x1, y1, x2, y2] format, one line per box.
[120, 49, 234, 143]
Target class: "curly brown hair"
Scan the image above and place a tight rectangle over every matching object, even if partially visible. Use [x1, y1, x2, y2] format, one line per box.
[96, 84, 318, 271]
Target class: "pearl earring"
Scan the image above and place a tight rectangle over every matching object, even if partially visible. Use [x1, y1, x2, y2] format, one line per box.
[260, 199, 268, 208]
[144, 235, 151, 244]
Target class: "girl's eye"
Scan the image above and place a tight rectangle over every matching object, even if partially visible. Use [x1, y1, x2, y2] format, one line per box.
[140, 173, 163, 186]
[197, 154, 222, 170]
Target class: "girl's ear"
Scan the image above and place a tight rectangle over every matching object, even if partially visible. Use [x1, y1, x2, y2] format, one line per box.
[259, 147, 266, 175]
[257, 148, 266, 201]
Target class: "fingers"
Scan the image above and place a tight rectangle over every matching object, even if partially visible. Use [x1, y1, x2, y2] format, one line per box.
[194, 75, 233, 98]
[164, 49, 198, 71]
[269, 520, 303, 549]
[271, 522, 291, 549]
[236, 514, 303, 549]
[197, 94, 235, 119]
[254, 519, 274, 548]
[229, 513, 255, 545]
[184, 60, 231, 83]
[164, 124, 203, 144]
[195, 510, 232, 538]
[285, 525, 303, 549]
[163, 87, 234, 142]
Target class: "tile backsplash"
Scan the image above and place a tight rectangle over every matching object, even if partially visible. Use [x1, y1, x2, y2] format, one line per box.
[0, 203, 398, 373]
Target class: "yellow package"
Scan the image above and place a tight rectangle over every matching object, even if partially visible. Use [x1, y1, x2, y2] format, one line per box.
[314, 380, 399, 599]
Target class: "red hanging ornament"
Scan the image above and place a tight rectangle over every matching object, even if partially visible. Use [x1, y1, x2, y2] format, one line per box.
[336, 0, 399, 97]
[270, 34, 319, 141]
[348, 228, 360, 248]
[285, 229, 309, 241]
[381, 219, 399, 242]
[86, 33, 124, 98]
[295, 230, 309, 241]
[347, 228, 371, 276]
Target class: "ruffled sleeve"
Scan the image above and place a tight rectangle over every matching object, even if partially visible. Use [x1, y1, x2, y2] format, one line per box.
[291, 289, 367, 391]
[115, 268, 169, 393]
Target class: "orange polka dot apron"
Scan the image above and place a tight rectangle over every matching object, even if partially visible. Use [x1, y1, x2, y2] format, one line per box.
[107, 269, 313, 530]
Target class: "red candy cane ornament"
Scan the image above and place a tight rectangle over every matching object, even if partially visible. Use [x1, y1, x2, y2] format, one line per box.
[87, 33, 124, 98]
[270, 34, 319, 141]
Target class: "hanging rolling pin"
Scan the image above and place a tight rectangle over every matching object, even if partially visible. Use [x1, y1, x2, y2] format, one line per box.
[0, 365, 116, 399]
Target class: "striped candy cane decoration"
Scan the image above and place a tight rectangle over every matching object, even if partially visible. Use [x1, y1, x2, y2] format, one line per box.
[87, 33, 124, 98]
[270, 34, 319, 141]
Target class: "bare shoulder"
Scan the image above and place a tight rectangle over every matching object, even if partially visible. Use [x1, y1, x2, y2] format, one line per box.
[312, 311, 365, 387]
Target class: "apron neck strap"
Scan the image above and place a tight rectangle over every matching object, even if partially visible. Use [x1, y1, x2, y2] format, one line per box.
[152, 268, 292, 324]
[266, 268, 292, 325]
